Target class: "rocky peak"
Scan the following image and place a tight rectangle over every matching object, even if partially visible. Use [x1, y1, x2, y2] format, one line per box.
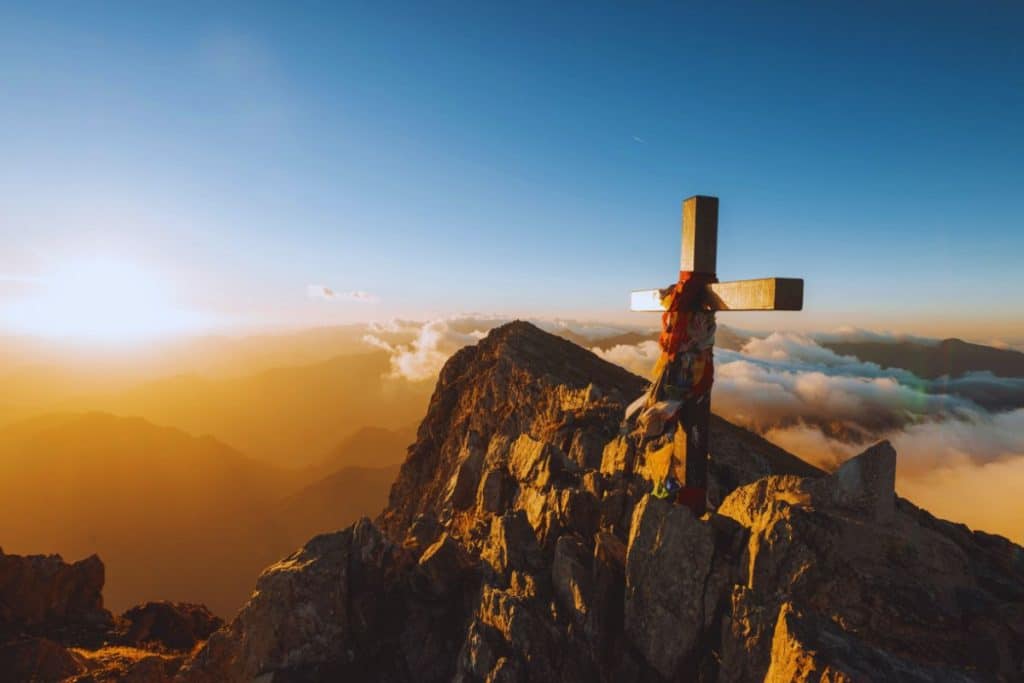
[179, 321, 1024, 682]
[380, 320, 645, 538]
[381, 320, 817, 540]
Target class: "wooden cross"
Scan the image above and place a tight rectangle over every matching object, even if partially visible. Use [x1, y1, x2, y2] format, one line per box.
[630, 195, 803, 500]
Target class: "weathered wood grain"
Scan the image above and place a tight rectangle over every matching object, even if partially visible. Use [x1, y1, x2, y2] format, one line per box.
[630, 277, 804, 311]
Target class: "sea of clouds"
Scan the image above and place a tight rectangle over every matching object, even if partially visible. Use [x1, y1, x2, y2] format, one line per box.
[363, 316, 1024, 541]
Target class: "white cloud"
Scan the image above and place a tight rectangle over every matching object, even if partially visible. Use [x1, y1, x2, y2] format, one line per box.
[595, 331, 1024, 470]
[364, 318, 489, 382]
[592, 340, 660, 378]
[307, 285, 379, 303]
[363, 317, 1024, 543]
[364, 316, 656, 382]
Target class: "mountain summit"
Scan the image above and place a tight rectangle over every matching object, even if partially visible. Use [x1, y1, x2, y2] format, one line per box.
[7, 321, 1021, 681]
[176, 321, 1024, 682]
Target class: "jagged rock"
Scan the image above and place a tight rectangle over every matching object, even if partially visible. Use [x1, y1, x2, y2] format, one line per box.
[568, 430, 606, 470]
[180, 528, 360, 682]
[765, 602, 979, 682]
[417, 533, 472, 597]
[0, 637, 85, 680]
[480, 511, 543, 580]
[0, 548, 112, 644]
[476, 466, 511, 514]
[118, 601, 224, 652]
[403, 513, 443, 552]
[169, 322, 1024, 682]
[486, 656, 523, 683]
[380, 321, 645, 538]
[720, 586, 777, 683]
[552, 535, 592, 627]
[507, 434, 577, 488]
[600, 436, 634, 475]
[444, 438, 486, 511]
[823, 440, 897, 520]
[717, 451, 1024, 680]
[78, 646, 186, 682]
[623, 495, 718, 678]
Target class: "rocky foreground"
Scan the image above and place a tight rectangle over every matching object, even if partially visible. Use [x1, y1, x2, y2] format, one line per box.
[4, 321, 1024, 681]
[0, 549, 222, 681]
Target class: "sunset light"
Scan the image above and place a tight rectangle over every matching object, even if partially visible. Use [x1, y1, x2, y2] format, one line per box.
[1, 4, 1022, 681]
[0, 258, 206, 344]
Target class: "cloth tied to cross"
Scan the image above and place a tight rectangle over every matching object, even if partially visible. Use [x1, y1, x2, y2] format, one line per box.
[626, 270, 717, 430]
[625, 270, 717, 513]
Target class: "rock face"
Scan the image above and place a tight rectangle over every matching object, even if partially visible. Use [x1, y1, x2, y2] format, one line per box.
[180, 321, 1024, 682]
[118, 602, 224, 652]
[0, 548, 111, 645]
[0, 549, 223, 682]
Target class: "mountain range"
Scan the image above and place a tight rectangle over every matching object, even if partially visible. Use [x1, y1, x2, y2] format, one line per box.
[824, 337, 1024, 379]
[3, 321, 1020, 681]
[0, 413, 412, 616]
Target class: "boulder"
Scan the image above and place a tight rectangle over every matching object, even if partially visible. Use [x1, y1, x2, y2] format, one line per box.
[600, 436, 634, 475]
[765, 602, 980, 682]
[0, 637, 85, 681]
[823, 440, 897, 521]
[568, 430, 605, 471]
[119, 601, 223, 651]
[417, 533, 473, 598]
[0, 549, 112, 643]
[551, 536, 592, 627]
[180, 527, 361, 682]
[444, 441, 486, 511]
[476, 466, 511, 515]
[623, 495, 718, 679]
[169, 322, 1024, 682]
[481, 512, 543, 580]
[507, 434, 576, 488]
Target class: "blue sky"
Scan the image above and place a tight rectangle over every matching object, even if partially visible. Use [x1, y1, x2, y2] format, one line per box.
[1, 2, 1021, 340]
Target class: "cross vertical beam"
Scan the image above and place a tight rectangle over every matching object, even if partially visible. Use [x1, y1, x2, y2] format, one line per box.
[630, 194, 804, 513]
[681, 195, 718, 273]
[675, 196, 717, 497]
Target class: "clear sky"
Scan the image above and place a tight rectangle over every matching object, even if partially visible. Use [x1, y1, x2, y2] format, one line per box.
[1, 2, 1021, 343]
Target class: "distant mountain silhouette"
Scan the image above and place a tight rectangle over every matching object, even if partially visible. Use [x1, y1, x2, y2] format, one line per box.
[0, 413, 295, 615]
[0, 412, 405, 616]
[79, 351, 431, 467]
[557, 324, 748, 353]
[312, 425, 416, 477]
[825, 337, 1024, 379]
[275, 464, 400, 545]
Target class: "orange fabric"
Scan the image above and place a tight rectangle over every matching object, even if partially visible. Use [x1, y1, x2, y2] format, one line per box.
[658, 271, 716, 358]
[647, 270, 717, 405]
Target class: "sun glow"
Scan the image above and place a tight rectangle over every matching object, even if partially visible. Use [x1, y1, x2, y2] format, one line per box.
[0, 258, 209, 344]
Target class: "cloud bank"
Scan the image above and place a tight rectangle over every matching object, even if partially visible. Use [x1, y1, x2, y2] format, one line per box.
[363, 317, 1024, 542]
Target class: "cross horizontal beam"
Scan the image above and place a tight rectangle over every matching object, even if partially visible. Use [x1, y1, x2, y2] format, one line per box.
[630, 277, 804, 312]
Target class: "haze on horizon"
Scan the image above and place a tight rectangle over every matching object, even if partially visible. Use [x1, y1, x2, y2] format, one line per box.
[1, 2, 1022, 348]
[1, 0, 1023, 619]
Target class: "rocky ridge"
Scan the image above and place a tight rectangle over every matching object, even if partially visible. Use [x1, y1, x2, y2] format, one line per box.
[0, 548, 223, 681]
[178, 321, 1024, 682]
[5, 320, 1023, 681]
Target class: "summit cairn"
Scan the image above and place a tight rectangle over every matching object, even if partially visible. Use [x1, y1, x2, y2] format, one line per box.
[627, 195, 803, 515]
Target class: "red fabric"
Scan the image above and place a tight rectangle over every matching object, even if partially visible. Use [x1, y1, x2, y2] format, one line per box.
[659, 271, 712, 358]
[657, 271, 716, 514]
[676, 486, 707, 517]
[656, 270, 717, 397]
